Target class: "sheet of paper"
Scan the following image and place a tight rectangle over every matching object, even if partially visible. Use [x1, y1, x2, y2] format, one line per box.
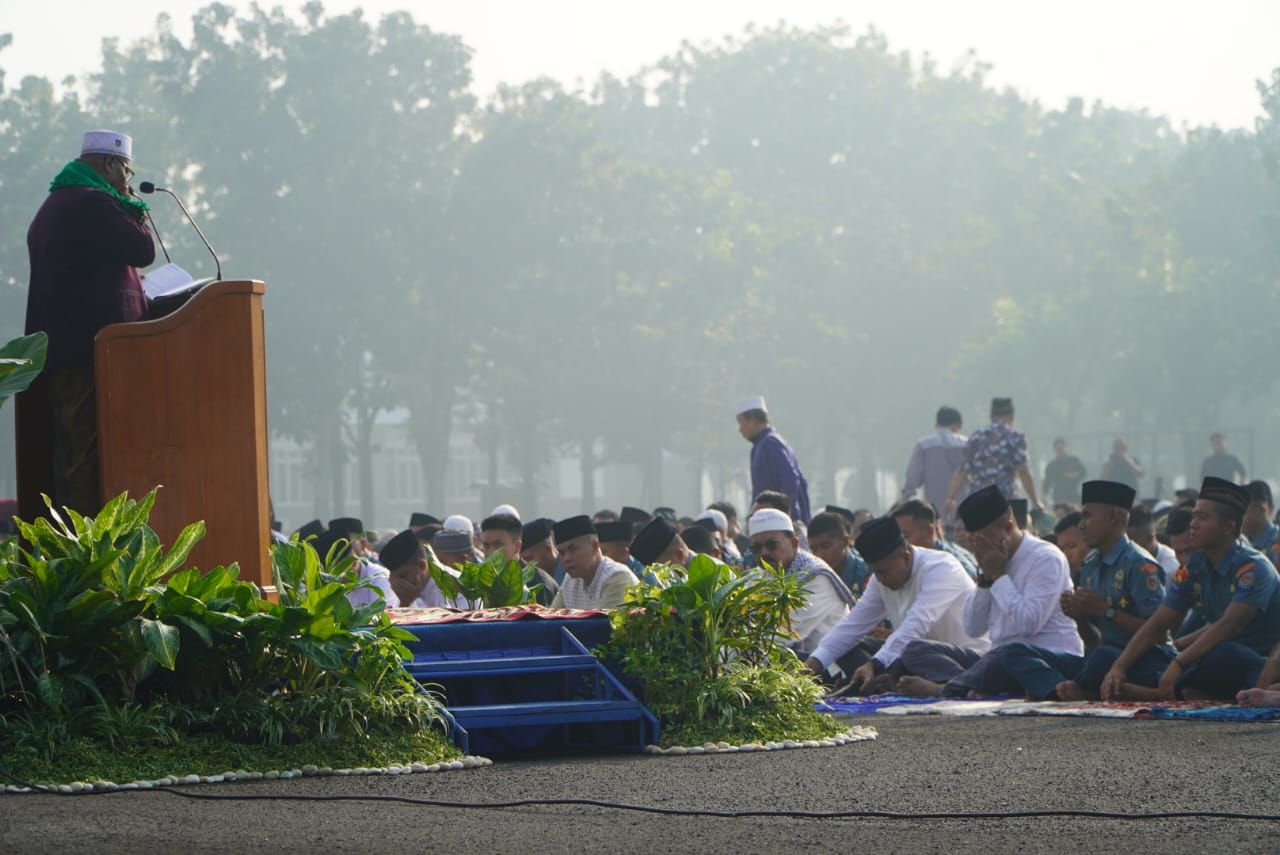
[142, 262, 195, 299]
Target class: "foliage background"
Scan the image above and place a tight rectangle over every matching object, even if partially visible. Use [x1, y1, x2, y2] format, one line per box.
[1, 7, 1278, 517]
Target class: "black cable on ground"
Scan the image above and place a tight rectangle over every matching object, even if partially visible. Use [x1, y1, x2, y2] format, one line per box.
[2, 768, 1278, 822]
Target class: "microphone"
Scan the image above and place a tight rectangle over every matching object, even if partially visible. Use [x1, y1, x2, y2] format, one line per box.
[139, 181, 222, 281]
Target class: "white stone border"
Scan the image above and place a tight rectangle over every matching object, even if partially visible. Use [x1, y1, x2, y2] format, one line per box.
[643, 724, 877, 755]
[1, 755, 493, 795]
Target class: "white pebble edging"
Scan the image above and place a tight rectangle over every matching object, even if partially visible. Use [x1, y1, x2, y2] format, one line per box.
[0, 755, 493, 796]
[643, 725, 877, 756]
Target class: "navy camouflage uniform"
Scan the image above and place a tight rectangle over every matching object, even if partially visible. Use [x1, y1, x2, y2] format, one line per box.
[1163, 542, 1280, 698]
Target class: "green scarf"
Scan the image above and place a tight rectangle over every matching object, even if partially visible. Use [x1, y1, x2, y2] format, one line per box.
[48, 160, 149, 215]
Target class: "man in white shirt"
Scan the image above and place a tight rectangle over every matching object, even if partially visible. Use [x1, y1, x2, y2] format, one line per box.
[897, 485, 1083, 697]
[804, 516, 987, 692]
[548, 516, 639, 610]
[378, 528, 460, 609]
[748, 508, 855, 658]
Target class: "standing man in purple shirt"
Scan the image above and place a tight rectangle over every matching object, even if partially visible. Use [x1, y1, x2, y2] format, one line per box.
[736, 395, 811, 524]
[19, 130, 155, 517]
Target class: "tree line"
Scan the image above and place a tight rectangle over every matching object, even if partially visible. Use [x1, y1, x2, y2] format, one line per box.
[1, 6, 1278, 521]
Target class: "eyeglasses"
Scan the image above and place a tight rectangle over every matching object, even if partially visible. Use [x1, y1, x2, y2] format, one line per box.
[752, 538, 786, 553]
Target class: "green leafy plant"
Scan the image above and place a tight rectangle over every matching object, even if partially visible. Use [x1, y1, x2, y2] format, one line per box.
[0, 489, 446, 757]
[602, 555, 837, 743]
[428, 550, 542, 608]
[0, 331, 47, 410]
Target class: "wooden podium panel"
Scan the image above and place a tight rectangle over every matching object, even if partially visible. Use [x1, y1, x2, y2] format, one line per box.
[95, 280, 270, 588]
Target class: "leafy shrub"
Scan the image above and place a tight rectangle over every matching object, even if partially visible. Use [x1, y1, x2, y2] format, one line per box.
[0, 331, 47, 410]
[429, 550, 542, 608]
[602, 554, 830, 740]
[0, 489, 444, 754]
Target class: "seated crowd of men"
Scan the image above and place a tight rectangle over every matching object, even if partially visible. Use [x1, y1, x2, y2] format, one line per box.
[292, 474, 1280, 708]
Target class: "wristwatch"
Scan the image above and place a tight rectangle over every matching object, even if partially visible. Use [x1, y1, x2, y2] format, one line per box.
[976, 575, 995, 589]
[1104, 606, 1117, 621]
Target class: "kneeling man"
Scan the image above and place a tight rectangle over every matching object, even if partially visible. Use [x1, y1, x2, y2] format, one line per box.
[804, 516, 986, 693]
[1102, 478, 1280, 700]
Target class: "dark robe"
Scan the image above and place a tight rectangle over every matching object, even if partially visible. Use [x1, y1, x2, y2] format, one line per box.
[17, 184, 155, 519]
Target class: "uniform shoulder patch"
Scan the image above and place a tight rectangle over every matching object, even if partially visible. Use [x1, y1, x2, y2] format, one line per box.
[1173, 567, 1189, 586]
[1139, 562, 1159, 574]
[1238, 572, 1256, 591]
[1235, 562, 1256, 578]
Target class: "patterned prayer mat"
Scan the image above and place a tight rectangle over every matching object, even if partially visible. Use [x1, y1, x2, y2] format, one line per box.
[386, 604, 608, 625]
[818, 694, 1280, 721]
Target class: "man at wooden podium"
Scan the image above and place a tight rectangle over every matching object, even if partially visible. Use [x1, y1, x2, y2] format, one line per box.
[18, 129, 156, 517]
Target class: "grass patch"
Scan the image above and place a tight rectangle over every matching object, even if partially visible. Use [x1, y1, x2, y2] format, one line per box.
[659, 704, 846, 748]
[4, 728, 461, 786]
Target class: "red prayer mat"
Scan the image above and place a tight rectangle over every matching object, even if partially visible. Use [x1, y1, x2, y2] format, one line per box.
[386, 604, 609, 625]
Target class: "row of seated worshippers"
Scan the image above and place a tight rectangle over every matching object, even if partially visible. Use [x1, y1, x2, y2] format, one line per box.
[802, 478, 1280, 705]
[290, 475, 1280, 705]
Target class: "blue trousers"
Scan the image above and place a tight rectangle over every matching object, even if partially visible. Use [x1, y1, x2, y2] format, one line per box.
[1002, 642, 1174, 699]
[1176, 641, 1267, 700]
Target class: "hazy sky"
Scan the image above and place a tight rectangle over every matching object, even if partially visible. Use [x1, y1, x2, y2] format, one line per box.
[0, 0, 1276, 129]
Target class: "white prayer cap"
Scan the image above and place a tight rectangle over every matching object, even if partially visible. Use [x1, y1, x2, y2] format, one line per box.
[748, 508, 793, 536]
[442, 514, 474, 536]
[82, 129, 133, 160]
[735, 395, 767, 416]
[489, 503, 521, 521]
[1153, 500, 1173, 514]
[696, 508, 728, 534]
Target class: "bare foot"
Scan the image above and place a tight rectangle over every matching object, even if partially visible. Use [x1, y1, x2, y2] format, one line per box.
[1054, 680, 1087, 702]
[864, 673, 899, 695]
[1237, 688, 1280, 707]
[897, 676, 944, 697]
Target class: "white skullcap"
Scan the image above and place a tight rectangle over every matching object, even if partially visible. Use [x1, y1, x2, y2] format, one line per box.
[735, 395, 767, 416]
[748, 508, 793, 536]
[442, 514, 474, 536]
[489, 504, 521, 521]
[696, 508, 728, 534]
[82, 129, 133, 160]
[1152, 500, 1173, 514]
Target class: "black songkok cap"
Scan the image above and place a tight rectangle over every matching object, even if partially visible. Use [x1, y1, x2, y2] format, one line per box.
[958, 485, 1010, 533]
[409, 512, 441, 528]
[653, 507, 678, 522]
[620, 506, 651, 526]
[1165, 508, 1193, 536]
[991, 397, 1014, 415]
[691, 517, 718, 533]
[521, 518, 553, 546]
[379, 528, 423, 571]
[596, 521, 634, 544]
[1199, 476, 1250, 516]
[553, 515, 596, 544]
[854, 516, 907, 564]
[631, 517, 678, 565]
[1080, 480, 1136, 510]
[1246, 480, 1273, 507]
[328, 517, 365, 537]
[294, 519, 325, 540]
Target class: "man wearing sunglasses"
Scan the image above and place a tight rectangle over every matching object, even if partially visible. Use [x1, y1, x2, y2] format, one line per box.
[21, 130, 155, 517]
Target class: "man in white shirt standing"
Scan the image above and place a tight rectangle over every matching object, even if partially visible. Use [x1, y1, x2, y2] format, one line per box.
[804, 516, 987, 692]
[896, 485, 1083, 697]
[1127, 505, 1180, 580]
[747, 508, 854, 658]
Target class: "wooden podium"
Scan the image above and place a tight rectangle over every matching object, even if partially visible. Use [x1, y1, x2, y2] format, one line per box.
[95, 280, 271, 589]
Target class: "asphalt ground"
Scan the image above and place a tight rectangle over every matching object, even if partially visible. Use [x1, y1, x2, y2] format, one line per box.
[1, 714, 1278, 853]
